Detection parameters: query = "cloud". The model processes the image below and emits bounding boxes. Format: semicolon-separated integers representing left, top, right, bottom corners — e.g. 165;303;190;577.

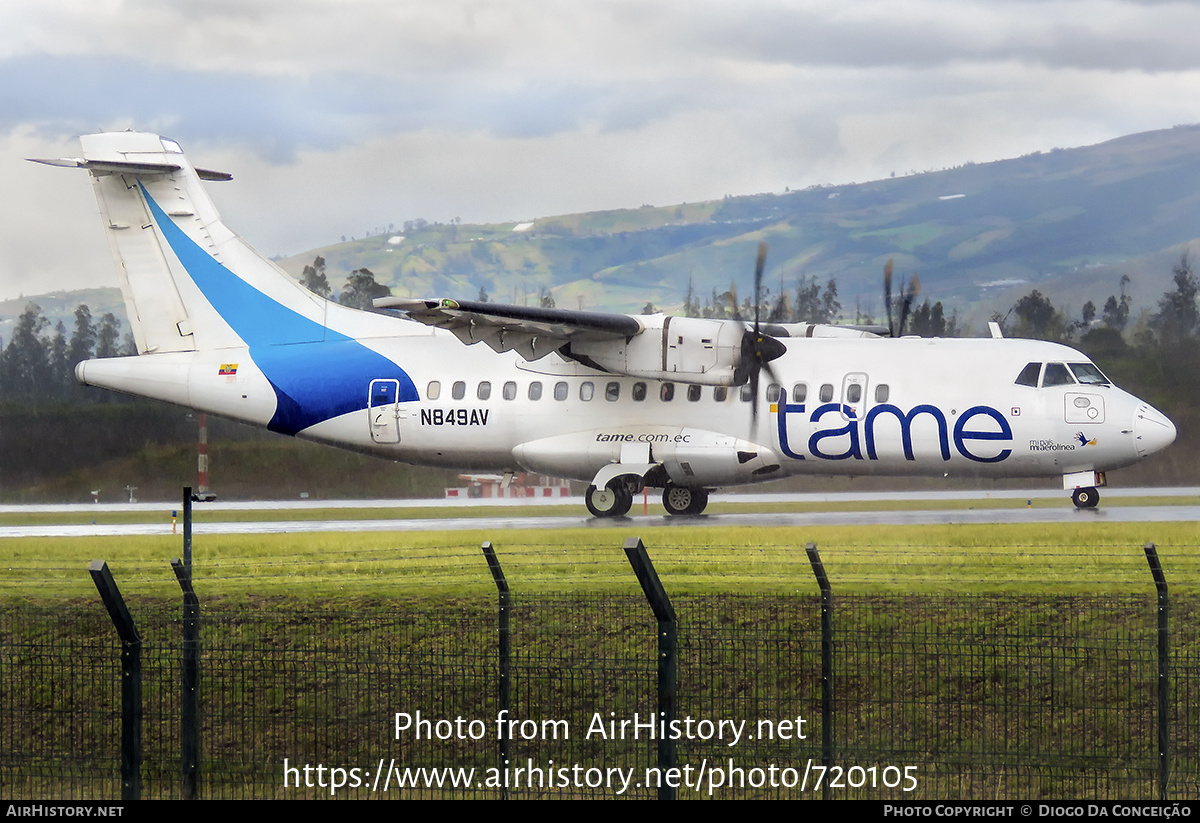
6;0;1200;300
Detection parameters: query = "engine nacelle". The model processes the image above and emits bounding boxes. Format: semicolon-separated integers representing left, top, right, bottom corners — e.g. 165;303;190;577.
565;315;748;386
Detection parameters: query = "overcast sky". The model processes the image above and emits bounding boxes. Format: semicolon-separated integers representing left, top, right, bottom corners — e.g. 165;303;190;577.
4;0;1200;301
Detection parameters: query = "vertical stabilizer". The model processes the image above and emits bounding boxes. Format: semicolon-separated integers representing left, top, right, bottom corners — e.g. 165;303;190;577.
35;132;334;354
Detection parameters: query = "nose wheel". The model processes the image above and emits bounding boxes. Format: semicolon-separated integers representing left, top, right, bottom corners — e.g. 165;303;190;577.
585;482;633;518
1071;487;1100;509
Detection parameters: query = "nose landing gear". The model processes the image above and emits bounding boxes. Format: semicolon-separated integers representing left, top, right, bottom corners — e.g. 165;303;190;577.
585;482;634;517
1071;487;1100;509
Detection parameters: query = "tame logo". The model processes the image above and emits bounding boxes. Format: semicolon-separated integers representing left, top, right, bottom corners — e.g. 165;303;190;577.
774;402;1013;464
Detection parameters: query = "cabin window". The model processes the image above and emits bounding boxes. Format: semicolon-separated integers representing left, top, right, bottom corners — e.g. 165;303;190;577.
1042;363;1075;387
661;383;676;402
740;383;754;402
846;383;862;404
579;381;594;401
452;381;466;400
554;381;568;401
632;382;647;401
503;381;517;400
791;383;807;403
766;383;781;403
477;381;491;400
1015;362;1041;387
819;383;834;403
606;381;620;401
426;381;441;400
875;384;890;403
688;384;702;402
713;386;728;401
1069;362;1110;385
528;381;543;400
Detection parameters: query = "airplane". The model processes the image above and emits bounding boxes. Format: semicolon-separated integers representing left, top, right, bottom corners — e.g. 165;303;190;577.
32;132;1177;516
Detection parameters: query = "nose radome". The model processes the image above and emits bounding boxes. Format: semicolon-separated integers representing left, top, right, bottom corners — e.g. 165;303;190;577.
1134;403;1177;457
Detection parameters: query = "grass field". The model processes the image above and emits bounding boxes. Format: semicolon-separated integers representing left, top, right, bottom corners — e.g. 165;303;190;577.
3;521;1198;601
4;516;1199;799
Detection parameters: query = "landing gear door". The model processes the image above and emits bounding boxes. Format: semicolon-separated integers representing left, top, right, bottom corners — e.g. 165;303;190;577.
369;379;401;443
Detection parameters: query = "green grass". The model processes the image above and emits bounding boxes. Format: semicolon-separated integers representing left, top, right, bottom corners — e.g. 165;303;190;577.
3;522;1197;601
4;521;1198;799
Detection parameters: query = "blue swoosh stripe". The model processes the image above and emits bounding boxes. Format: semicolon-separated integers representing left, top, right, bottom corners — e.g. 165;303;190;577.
141;182;418;434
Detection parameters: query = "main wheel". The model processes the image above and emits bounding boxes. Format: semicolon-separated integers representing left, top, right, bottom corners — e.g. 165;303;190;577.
662;485;709;516
1071;487;1100;509
585;483;633;518
662;485;694;516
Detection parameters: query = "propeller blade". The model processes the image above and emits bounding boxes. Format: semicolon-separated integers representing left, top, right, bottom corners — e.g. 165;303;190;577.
883;258;895;337
753;241;767;333
897;273;921;336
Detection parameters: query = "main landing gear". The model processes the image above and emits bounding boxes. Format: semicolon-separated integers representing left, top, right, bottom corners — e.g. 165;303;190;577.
662;484;709;516
584;481;711;518
1071;487;1100;509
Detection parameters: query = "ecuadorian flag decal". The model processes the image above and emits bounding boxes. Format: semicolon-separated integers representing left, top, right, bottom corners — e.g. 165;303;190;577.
141;184;418;435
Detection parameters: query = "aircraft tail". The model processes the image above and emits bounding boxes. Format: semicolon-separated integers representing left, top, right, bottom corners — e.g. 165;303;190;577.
33;132;346;354
33;132;423;437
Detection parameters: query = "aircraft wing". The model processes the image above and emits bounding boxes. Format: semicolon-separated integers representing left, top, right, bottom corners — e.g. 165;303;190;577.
375;297;643;361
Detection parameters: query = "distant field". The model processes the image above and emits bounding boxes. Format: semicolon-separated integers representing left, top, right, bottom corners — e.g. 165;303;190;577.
3;522;1197;601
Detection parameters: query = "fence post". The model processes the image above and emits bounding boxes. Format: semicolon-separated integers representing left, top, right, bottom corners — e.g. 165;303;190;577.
1143;542;1169;799
88;560;142;801
480;542;511;799
182;486;193;571
623;537;676;800
171;558;201;800
805;542;834;801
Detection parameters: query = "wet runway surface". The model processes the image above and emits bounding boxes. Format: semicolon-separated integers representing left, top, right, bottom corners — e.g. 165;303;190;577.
1;489;1196;538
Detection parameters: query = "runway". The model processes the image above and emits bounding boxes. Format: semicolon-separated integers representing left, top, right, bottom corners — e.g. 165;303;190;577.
1;488;1196;538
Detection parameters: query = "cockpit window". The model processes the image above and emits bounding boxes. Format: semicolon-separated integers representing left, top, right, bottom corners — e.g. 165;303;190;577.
1068;362;1110;385
1015;362;1041;387
1042;362;1075;387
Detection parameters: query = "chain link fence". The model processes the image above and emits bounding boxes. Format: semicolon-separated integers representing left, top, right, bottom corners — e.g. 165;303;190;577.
1;541;1195;800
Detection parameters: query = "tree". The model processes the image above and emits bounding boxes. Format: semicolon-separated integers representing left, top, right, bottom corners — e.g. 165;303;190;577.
1152;252;1199;349
909;300;947;337
338;268;391;310
1101;274;1132;331
300;255;331;298
49;321;68;396
67;304;96;367
96;313;122;358
0;303;51;406
820;278;841;323
792;277;822;323
1010;290;1067;340
682;276;702;318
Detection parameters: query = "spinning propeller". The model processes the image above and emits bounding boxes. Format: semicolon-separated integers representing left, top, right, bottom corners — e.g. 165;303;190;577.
731;241;786;421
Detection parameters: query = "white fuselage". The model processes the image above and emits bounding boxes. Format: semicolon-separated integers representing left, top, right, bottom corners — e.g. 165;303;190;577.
76;322;1174;488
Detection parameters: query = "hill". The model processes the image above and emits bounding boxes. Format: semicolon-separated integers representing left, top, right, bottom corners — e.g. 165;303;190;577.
274;124;1200;325
8;123;1200;333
